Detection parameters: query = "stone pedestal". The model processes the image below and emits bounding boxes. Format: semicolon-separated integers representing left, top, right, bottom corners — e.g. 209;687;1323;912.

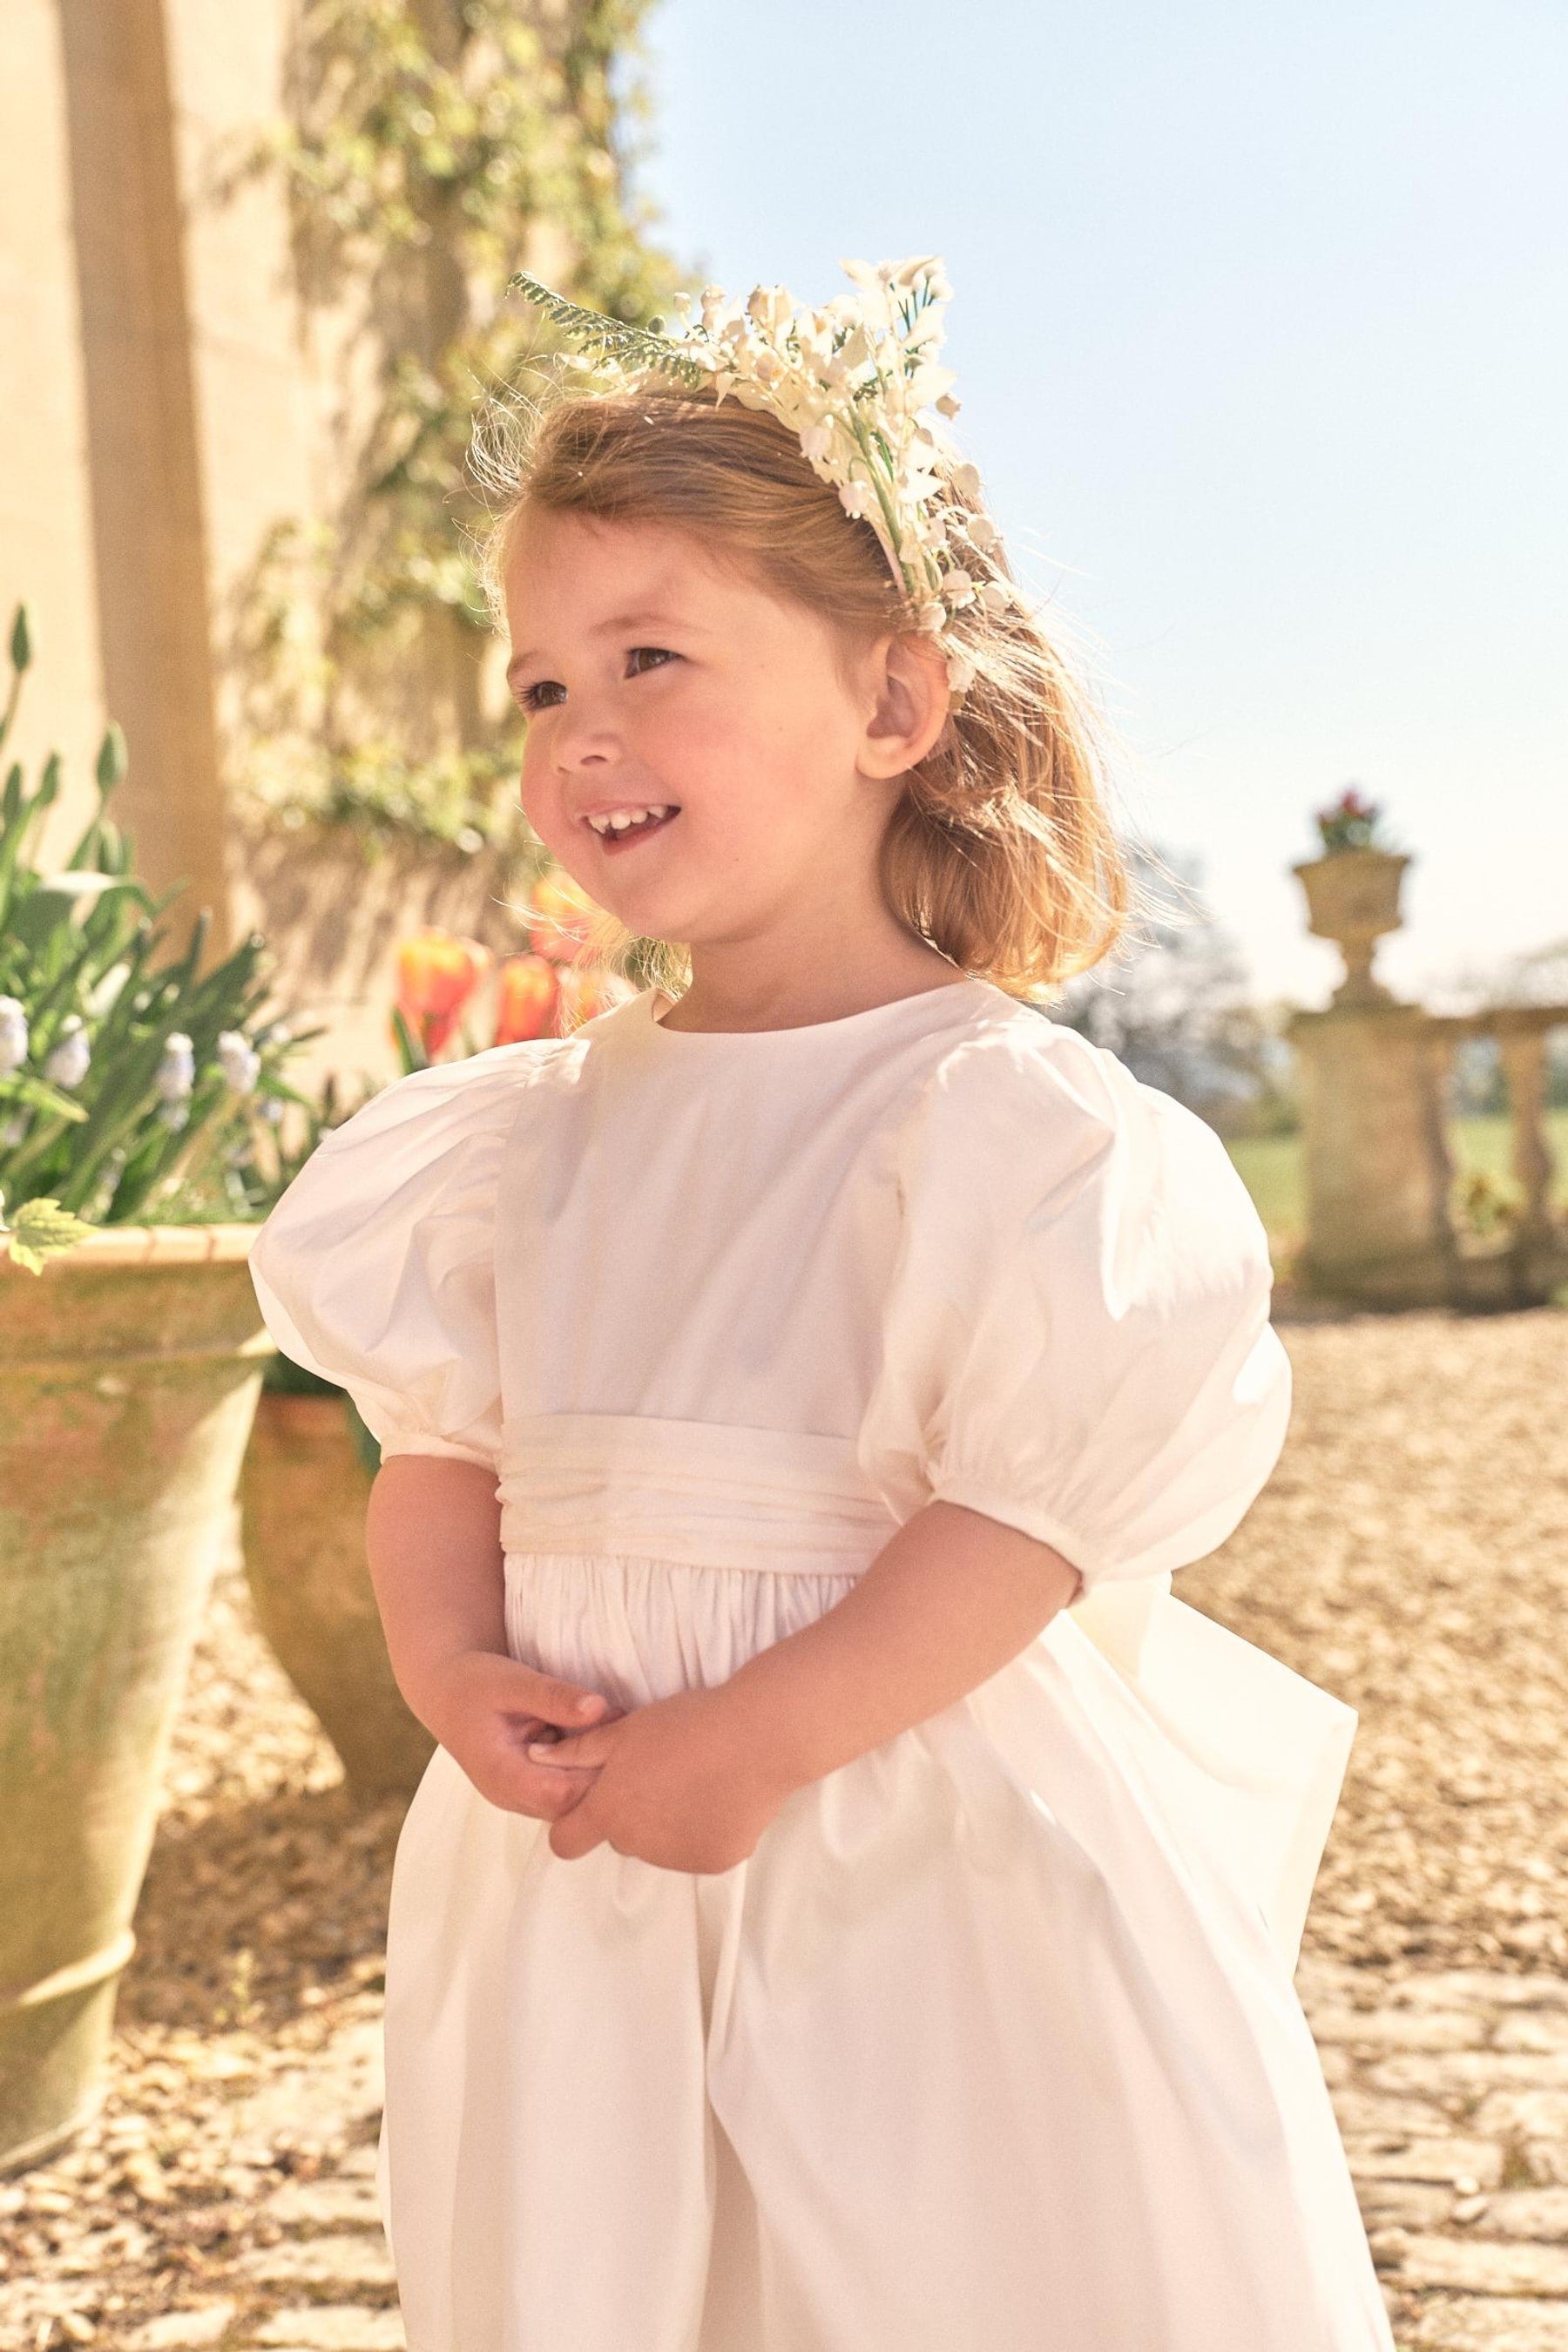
1290;1002;1456;1307
1292;848;1410;1009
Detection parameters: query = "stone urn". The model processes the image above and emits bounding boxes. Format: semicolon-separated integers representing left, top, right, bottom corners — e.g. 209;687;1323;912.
1291;848;1410;1006
240;1386;435;1802
0;1225;268;2172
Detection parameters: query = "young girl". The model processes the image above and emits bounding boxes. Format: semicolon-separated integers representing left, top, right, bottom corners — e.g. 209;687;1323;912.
249;258;1394;2352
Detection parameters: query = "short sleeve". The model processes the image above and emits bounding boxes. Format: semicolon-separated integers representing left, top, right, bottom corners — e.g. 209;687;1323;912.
855;1020;1291;1590
247;1045;543;1473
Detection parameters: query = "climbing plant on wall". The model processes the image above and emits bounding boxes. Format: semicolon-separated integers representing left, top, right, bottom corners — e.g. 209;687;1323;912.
236;0;690;862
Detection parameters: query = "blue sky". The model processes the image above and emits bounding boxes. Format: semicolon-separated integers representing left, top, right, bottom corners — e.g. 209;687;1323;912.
626;0;1566;1005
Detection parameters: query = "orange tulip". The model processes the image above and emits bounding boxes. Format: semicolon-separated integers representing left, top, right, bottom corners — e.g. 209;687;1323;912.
494;953;561;1044
526;869;604;966
395;929;492;1058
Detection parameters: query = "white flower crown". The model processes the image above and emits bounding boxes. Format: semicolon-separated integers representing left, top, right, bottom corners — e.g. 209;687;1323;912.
509;255;1021;700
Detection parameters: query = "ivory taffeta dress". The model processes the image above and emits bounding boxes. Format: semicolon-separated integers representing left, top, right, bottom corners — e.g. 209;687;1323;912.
248;974;1394;2352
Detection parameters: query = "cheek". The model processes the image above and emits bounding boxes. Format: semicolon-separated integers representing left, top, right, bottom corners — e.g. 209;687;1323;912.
516;737;568;845
669;676;837;803
644;681;741;767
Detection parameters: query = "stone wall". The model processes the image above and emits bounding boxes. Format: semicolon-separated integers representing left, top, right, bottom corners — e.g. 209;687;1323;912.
0;1;567;1087
0;1;106;841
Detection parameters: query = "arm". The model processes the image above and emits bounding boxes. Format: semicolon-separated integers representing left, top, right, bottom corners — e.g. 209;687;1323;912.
542;1499;1082;1870
725;1498;1082;1784
366;1453;621;1818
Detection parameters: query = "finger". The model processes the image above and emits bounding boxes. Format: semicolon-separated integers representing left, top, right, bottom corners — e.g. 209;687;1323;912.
478;1657;613;1729
527;1724;612;1768
550;1768;599;1814
510;1720;599;1771
484;1754;602;1818
482;1716;613;1808
549;1788;608;1861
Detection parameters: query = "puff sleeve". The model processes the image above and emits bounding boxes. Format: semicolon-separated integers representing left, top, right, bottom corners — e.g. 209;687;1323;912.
247;1046;538;1471
855;1020;1291;1590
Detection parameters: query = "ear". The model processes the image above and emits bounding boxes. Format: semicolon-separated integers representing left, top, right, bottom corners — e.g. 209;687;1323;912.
856;631;954;781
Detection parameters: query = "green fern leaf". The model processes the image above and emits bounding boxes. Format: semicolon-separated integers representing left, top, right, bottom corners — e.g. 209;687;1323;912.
508;273;707;389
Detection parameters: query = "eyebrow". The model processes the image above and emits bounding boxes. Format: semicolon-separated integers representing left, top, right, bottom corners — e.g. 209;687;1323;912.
505;610;706;684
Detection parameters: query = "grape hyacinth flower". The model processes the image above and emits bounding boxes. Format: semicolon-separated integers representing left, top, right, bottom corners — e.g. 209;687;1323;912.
155;1031;195;1129
43;1016;91;1091
0;997;29;1077
216;1031;260;1094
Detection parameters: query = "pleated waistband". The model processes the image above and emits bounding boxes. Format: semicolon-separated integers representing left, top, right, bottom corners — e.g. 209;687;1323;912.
497;1412;901;1576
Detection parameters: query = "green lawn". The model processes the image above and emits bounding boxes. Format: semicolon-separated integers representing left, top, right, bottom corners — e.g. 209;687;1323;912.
1227;1112;1568;1253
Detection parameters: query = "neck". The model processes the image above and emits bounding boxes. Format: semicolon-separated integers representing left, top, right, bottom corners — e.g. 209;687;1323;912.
659;936;967;1033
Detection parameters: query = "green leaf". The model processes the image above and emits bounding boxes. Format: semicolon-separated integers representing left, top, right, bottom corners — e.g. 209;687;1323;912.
96;723;128;796
1;1193;93;1275
390;1004;426;1072
0;752;65;927
508;271;706;389
0;1071;91;1124
9;605;31;676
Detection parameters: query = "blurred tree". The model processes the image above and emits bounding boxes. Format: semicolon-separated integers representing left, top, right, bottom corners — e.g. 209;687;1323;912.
1056;844;1294;1136
1429;938;1568;1112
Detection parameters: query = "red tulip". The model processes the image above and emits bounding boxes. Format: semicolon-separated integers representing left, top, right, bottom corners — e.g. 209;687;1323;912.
494;954;561;1043
395;929;492;1058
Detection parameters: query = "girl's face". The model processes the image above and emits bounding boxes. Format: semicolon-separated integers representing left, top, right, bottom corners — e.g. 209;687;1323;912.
503;506;944;966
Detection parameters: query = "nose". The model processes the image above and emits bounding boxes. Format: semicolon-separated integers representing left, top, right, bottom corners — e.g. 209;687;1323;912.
548;688;620;774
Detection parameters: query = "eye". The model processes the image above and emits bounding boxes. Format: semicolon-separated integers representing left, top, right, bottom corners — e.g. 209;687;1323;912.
515;646;678;714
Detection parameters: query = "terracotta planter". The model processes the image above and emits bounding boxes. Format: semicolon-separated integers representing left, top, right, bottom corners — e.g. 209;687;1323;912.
240;1390;434;1802
1292;848;1410;1006
0;1225;267;2173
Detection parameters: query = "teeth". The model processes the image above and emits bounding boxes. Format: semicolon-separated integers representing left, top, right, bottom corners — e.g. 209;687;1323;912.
588;805;674;835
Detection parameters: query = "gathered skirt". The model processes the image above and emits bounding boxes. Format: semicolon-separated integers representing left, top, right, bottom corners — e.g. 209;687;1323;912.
375;1547;1392;2352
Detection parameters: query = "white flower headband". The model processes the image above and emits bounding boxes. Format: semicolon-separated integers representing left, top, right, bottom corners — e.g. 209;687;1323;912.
508;255;1022;700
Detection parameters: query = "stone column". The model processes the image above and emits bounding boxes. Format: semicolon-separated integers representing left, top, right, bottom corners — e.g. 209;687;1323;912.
56;0;233;956
0;0;110;834
1289;845;1457;1308
1494;1016;1555;1242
1290;1003;1456;1307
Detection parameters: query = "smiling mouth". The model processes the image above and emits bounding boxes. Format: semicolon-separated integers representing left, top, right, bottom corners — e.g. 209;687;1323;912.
583;805;681;851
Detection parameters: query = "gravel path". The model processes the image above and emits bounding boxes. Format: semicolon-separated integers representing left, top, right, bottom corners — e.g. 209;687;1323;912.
2;1308;1565;2351
1186;1308;1568;1979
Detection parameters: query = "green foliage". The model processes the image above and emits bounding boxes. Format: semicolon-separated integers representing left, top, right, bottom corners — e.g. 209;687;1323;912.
246;1054;384;1218
246;1053;391;1427
240;0;692;850
1227;1112;1568;1256
0;1191;95;1274
509;268;705;385
1315;786;1388;856
259;1334;386;1474
347;1390;384;1476
0;605;320;1265
262;724;541;862
262;1348;342;1396
1456;1167;1523;1240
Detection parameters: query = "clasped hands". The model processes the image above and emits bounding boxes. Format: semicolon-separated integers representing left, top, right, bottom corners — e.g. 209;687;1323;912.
422;1650;792;1876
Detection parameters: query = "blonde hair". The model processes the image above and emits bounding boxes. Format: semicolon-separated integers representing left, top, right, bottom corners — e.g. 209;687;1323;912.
476;375;1127;1003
